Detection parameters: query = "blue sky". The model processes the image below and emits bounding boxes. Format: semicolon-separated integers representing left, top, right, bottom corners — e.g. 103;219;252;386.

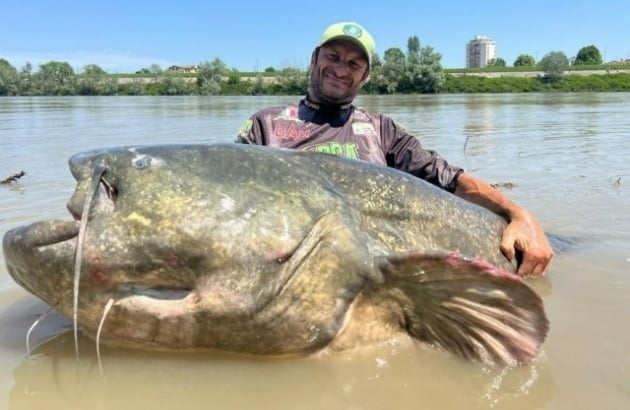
2;0;628;73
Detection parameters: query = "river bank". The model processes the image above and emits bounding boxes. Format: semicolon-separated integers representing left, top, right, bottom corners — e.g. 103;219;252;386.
3;70;630;96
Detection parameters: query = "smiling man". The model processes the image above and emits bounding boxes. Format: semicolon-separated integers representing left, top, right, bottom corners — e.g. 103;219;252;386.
236;22;553;276
308;25;371;105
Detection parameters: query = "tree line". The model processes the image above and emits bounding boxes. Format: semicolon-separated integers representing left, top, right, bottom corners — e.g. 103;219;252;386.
1;40;628;96
485;44;605;69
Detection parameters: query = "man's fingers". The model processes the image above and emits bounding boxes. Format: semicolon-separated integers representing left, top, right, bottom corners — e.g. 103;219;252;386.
528;263;545;276
500;217;554;276
516;255;536;276
535;258;552;276
500;234;516;261
516;251;551;276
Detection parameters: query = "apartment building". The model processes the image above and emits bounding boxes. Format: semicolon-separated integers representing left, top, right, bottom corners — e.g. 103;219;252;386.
466;35;497;68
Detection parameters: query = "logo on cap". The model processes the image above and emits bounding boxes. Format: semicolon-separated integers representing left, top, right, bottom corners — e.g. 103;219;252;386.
342;24;362;38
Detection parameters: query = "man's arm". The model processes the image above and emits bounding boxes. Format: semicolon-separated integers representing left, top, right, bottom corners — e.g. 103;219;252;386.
235;117;259;144
380;117;463;192
379;117;552;276
235;110;271;145
454;172;553;276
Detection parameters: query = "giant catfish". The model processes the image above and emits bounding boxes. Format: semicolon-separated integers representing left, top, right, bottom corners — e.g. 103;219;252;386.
3;144;548;365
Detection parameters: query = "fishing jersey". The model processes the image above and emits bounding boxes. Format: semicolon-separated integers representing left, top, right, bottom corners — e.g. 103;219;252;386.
236;98;463;192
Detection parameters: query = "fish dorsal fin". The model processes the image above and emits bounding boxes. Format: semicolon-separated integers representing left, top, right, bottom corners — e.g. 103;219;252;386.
376;250;549;365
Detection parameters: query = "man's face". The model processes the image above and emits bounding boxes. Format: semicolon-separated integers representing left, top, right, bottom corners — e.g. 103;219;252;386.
309;40;370;104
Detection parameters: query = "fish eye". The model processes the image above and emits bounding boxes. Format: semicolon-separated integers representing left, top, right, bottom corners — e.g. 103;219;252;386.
133;155;152;170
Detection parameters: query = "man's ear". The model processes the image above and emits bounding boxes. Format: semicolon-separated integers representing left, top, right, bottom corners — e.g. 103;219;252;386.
360;69;371;86
310;47;320;66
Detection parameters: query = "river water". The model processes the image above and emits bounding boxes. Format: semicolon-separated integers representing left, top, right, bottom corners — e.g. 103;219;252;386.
0;94;629;409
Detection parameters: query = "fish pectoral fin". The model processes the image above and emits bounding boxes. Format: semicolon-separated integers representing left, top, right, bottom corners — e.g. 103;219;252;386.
376;249;549;365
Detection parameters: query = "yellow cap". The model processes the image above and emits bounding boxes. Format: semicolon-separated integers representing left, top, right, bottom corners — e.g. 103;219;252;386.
319;22;376;67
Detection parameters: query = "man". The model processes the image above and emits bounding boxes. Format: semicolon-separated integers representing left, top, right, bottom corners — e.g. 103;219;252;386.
236;22;553;276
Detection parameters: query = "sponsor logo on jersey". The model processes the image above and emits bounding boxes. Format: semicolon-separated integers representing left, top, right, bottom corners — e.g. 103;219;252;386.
274;121;310;140
352;122;377;136
305;142;359;159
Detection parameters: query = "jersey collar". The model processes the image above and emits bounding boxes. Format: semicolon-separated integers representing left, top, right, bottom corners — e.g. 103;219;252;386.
303;96;353;111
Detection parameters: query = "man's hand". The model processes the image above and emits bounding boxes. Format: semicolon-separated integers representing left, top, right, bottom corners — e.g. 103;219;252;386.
500;210;554;276
454;173;553;276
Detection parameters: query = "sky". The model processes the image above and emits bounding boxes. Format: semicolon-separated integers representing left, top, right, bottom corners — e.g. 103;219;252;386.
2;0;629;73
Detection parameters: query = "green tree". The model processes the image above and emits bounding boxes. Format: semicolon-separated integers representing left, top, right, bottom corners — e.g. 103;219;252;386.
19;62;34;95
38;61;75;82
226;71;240;85
487;58;507;67
539;51;569;80
77;75;118;95
21;62;32;75
0;58;16;72
403;37;444;93
362;52;383;94
384;48;406;63
35;61;76;95
118;78;145;95
149;64;163;74
407;36;420;56
197;58;228;94
514;54;536;66
82;64;107;75
250;75;266;95
379;47;406;93
573;45;603;65
160;77;191;95
0;58;19;95
77;64;112;95
370;53;382;69
410;45;444;93
274;67;308;95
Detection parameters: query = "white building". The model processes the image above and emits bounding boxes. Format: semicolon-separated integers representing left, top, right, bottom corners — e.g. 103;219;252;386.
466;35;497;68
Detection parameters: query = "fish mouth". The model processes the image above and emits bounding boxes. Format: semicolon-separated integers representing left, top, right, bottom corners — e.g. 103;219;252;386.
3;166;116;276
3;221;197;299
3;160;199;302
3;167;123;309
4;166;118;254
3;215;200;350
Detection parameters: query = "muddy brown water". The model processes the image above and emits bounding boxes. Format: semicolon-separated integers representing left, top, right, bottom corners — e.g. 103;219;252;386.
1;94;629;409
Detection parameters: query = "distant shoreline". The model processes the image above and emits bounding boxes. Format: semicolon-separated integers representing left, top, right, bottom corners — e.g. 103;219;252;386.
2;69;630;96
446;68;630;78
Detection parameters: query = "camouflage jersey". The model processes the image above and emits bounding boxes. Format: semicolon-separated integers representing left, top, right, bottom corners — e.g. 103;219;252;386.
236;98;463;192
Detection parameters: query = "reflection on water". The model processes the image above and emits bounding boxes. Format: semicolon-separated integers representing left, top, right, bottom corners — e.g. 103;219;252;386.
1;94;630;409
7;317;555;410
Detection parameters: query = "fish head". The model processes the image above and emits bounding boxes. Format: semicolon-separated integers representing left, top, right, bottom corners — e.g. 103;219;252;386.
3;144;369;352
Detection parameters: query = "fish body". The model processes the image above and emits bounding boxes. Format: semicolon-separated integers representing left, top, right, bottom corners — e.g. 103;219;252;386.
3;144;547;364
